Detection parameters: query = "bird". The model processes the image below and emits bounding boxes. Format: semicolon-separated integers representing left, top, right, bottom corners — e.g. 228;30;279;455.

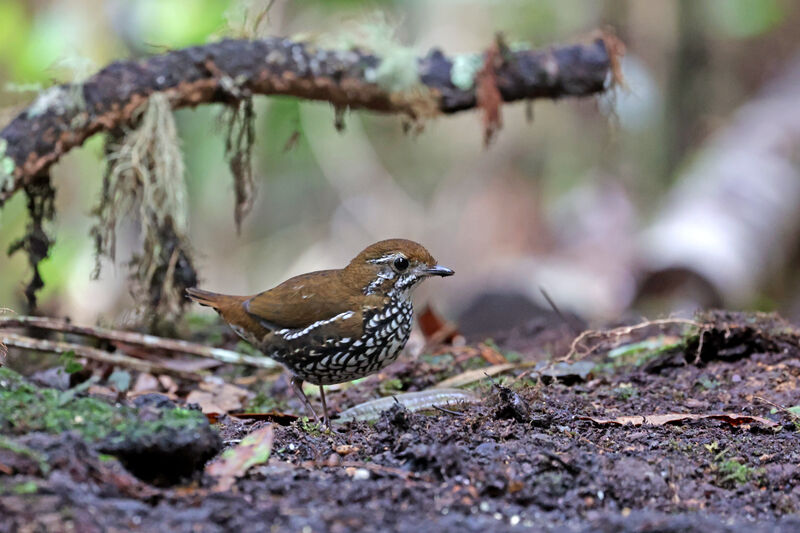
186;238;454;429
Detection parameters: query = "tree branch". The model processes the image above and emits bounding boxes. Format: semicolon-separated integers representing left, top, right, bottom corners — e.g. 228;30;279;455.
0;33;621;206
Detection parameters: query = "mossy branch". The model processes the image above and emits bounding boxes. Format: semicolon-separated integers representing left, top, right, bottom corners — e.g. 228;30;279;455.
0;33;621;206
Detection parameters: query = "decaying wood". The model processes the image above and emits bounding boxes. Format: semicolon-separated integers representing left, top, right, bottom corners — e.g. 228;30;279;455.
0;33;622;206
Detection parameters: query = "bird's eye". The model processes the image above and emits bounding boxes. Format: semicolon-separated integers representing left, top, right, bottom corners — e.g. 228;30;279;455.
393;257;409;271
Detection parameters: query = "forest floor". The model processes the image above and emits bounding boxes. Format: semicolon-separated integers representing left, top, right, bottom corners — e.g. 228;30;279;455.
1;310;799;532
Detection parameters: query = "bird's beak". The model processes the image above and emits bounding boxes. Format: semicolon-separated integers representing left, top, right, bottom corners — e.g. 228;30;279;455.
423;264;454;277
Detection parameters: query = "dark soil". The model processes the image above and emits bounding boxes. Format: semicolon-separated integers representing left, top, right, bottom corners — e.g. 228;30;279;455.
1;311;799;532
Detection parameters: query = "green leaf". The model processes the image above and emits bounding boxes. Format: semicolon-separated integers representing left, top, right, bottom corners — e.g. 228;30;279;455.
59;350;83;374
107;370;131;392
12;481;38;495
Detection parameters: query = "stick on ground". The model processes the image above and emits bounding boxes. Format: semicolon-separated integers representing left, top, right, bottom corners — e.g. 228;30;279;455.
0;315;278;369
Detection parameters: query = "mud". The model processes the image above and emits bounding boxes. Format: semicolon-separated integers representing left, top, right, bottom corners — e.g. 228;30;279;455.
1;311;799;532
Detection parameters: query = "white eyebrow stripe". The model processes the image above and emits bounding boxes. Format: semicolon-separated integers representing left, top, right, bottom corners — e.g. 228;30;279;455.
367;252;405;265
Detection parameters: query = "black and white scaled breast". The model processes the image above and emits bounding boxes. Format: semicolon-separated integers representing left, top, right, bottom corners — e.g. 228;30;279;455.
273;294;413;385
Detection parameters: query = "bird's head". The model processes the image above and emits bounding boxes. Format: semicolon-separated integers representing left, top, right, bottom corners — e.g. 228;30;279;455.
344;239;454;298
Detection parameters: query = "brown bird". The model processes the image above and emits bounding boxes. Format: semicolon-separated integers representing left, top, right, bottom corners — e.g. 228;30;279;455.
186;239;453;428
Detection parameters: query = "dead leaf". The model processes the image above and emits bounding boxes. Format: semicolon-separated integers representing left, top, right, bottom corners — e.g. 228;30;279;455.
132;373;160;393
418;305;460;346
335;444;360;456
87;384;116;397
434;363;520;389
599;30;627;89
233;375;259;386
478;343;508;365
206;425;274;492
186;392;231;415
578;413;779;430
187;381;251;414
476;38;504;146
158;375;178;395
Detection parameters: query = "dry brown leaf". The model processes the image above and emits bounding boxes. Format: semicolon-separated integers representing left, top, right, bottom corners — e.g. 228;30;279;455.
132;373;160;393
418;305;461;349
206;425;274;492
335;444;360;456
579;413;779;430
600;30;627;89
187;381;251;414
476;39;503;146
433;363;520;389
158;375;178;395
478;343;508;365
87;384;116;397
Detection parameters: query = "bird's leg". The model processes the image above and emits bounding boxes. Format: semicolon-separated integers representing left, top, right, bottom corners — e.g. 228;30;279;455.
319;385;331;432
290;376;321;425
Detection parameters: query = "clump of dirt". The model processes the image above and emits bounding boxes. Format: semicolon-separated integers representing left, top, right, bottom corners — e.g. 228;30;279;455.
687;310;799;364
0;369;221;486
97;394;222;486
1;311;799;531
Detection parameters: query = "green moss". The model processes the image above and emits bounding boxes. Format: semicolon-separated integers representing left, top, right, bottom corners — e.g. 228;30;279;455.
695;376;720;390
299;417;322;436
612;383;638;400
11;480;38;494
719;459;752;485
244;390;284;413
0;435;50;474
0;368;208;443
10;480;38;495
378;378;404;396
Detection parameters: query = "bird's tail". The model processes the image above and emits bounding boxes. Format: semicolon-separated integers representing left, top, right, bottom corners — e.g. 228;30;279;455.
186;287;238;310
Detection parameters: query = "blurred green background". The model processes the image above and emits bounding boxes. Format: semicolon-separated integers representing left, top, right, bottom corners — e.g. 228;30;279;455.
2;0;800;330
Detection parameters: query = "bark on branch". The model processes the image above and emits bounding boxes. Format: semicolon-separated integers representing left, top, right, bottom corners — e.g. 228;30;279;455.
0;33;621;206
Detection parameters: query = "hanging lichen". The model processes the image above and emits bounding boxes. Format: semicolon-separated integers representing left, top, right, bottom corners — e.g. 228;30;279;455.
7;177;55;312
224;0;275;39
311;13;440;128
90;93;196;331
220;96;257;233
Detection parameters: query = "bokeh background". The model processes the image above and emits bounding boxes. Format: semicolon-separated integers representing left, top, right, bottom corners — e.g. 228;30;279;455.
2;0;800;334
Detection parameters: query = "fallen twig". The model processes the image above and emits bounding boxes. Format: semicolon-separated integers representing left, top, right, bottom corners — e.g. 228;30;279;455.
0;331;203;381
0;315;278;369
539;286;582;335
561;318;701;363
0;308;11;366
754;396;799;422
432;404;467;417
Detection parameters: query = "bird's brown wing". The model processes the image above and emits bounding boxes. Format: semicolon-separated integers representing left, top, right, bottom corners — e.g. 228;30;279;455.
244;269;359;330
